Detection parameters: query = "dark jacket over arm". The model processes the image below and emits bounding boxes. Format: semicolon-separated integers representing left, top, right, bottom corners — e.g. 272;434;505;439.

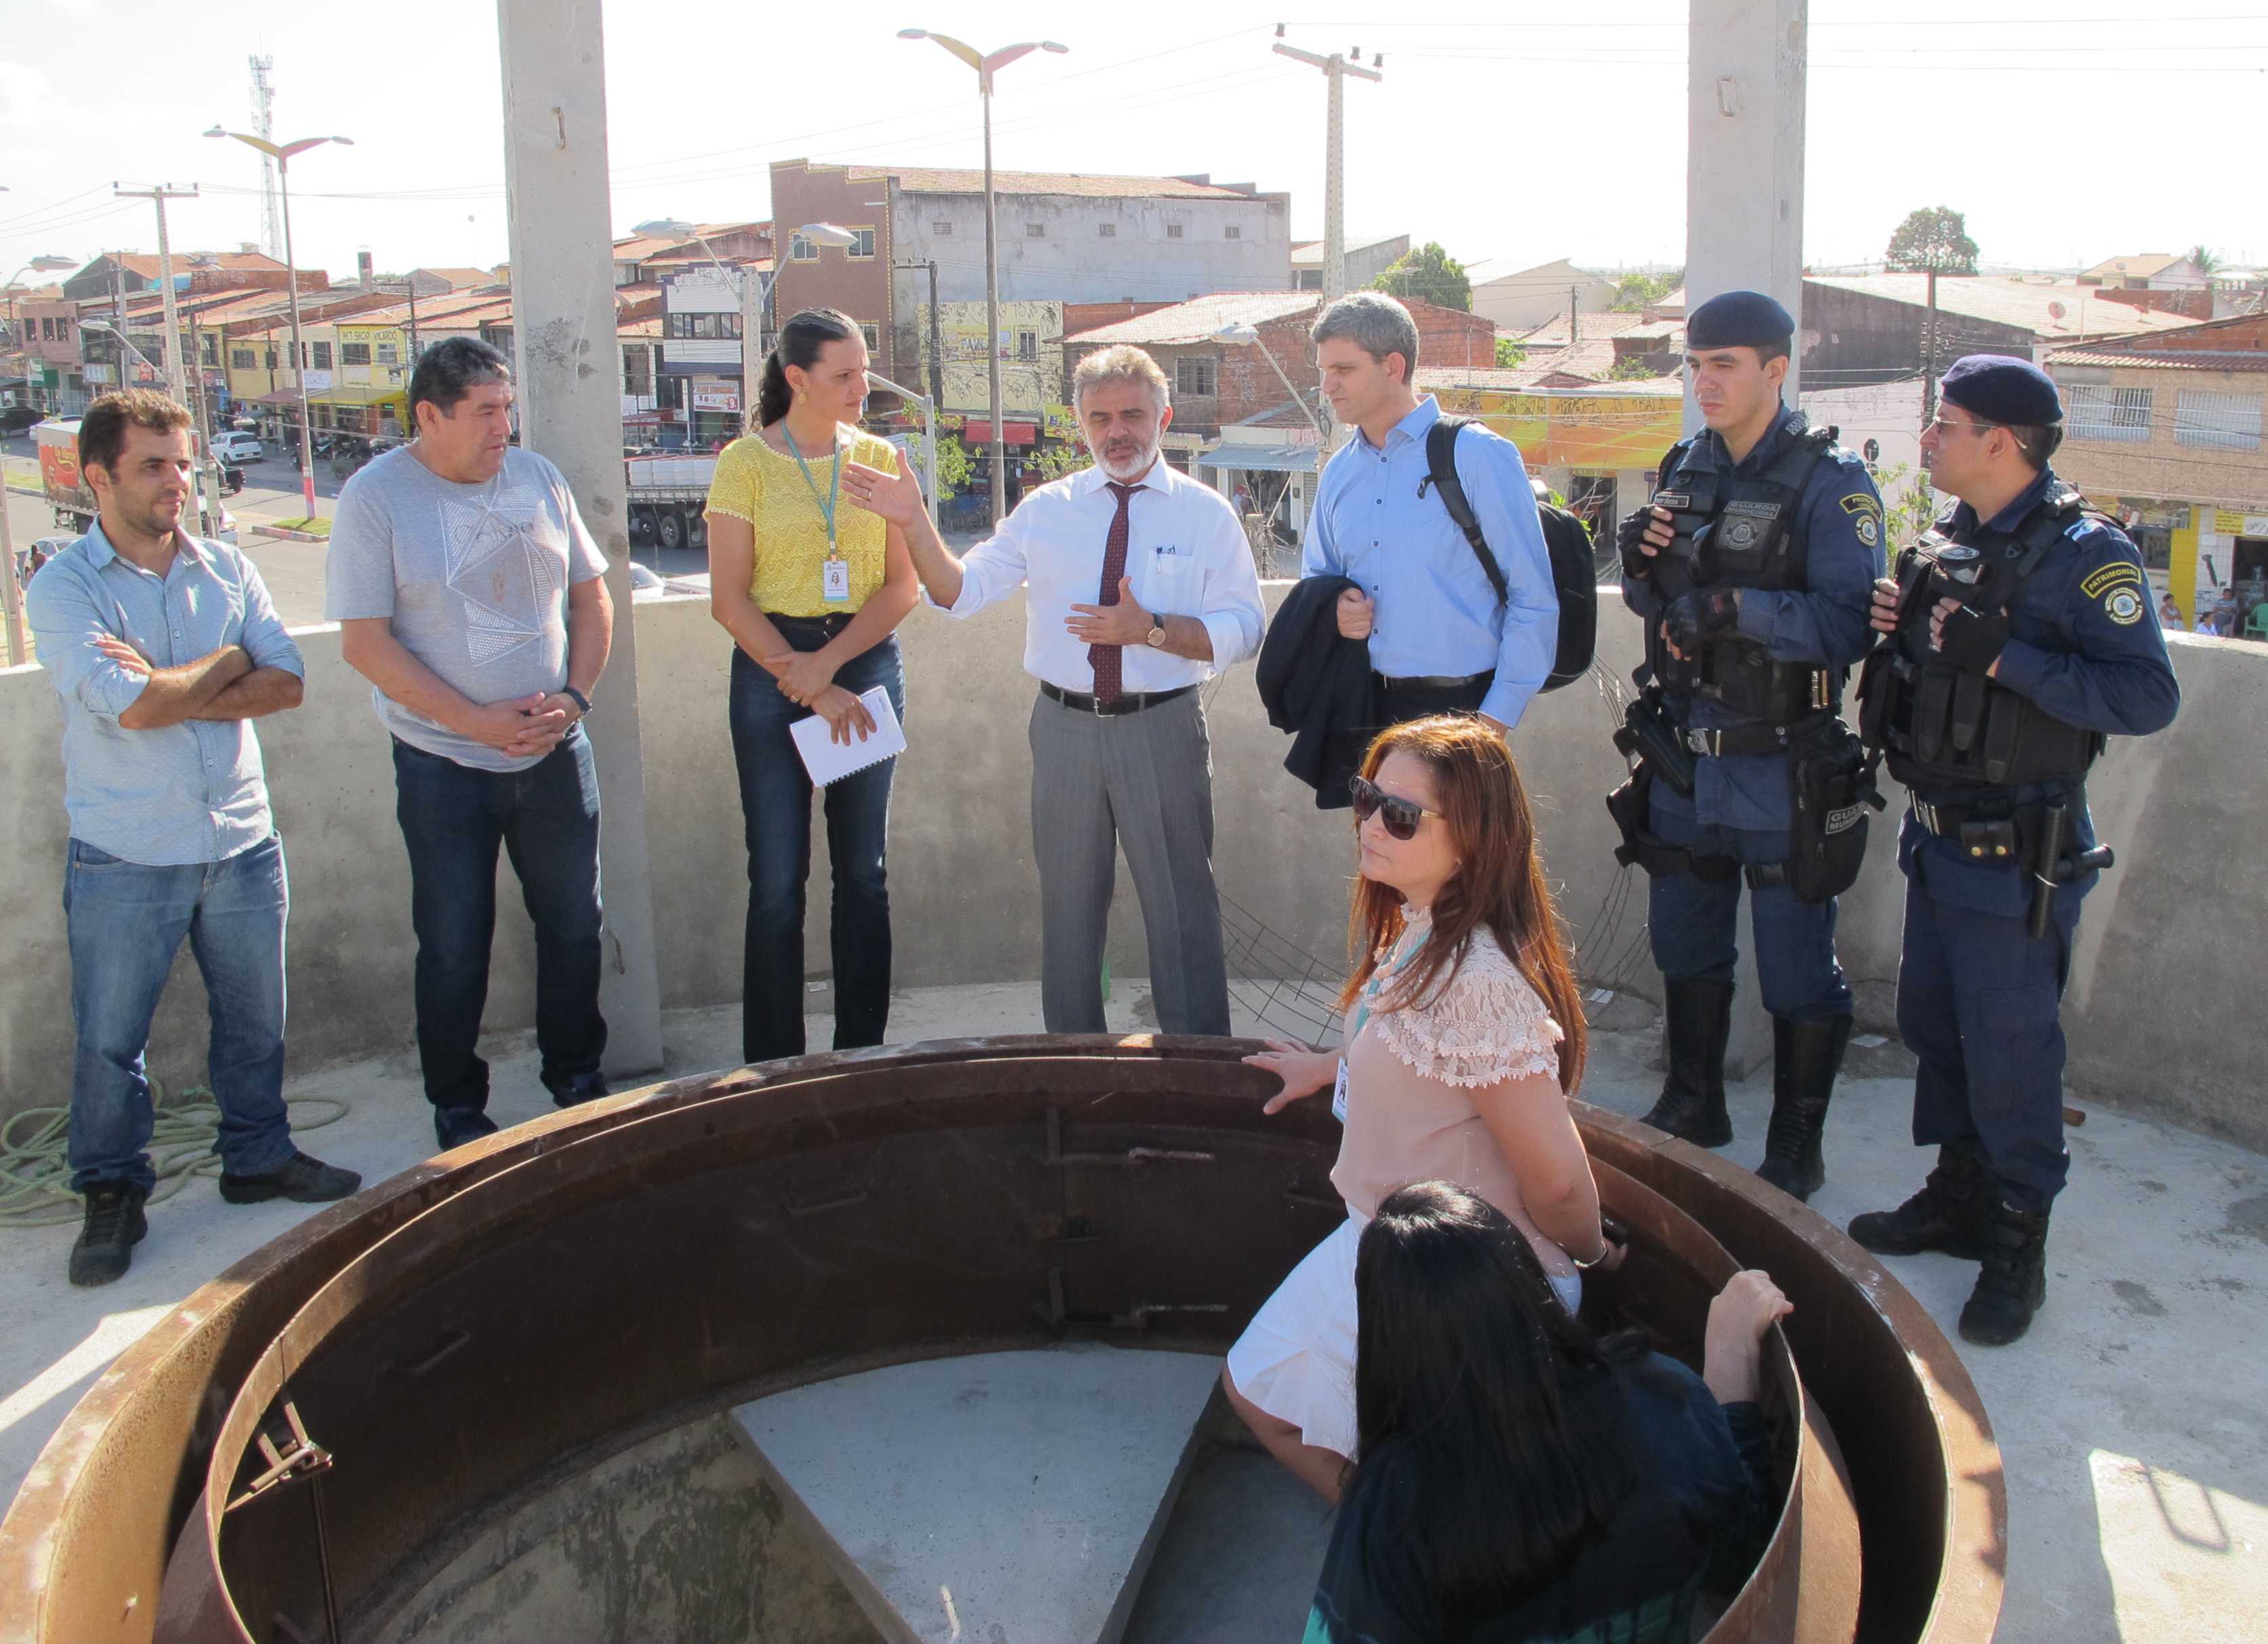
1257;574;1373;810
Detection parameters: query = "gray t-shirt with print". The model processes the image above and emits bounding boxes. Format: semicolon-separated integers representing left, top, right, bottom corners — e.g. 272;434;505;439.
326;444;608;771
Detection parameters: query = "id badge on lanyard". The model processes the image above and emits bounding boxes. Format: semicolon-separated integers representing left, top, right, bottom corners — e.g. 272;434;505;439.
785;429;852;604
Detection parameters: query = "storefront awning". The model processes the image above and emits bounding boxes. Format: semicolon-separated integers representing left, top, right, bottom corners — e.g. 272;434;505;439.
962;420;1038;447
1196;440;1319;474
310;384;408;408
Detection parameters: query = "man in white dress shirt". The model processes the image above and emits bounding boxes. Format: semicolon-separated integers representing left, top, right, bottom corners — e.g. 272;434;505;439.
843;345;1266;1034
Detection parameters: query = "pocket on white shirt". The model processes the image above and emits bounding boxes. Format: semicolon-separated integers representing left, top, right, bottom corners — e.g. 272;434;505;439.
1137;547;1205;616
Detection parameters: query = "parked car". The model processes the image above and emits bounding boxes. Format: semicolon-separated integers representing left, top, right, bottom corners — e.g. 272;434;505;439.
16;534;77;585
0;406;43;435
212;431;264;463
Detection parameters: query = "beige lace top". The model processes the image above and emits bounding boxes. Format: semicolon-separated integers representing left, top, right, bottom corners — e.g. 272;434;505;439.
1330;908;1578;1284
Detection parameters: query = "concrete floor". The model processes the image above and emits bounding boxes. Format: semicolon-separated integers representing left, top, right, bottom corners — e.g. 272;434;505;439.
2;983;2262;1642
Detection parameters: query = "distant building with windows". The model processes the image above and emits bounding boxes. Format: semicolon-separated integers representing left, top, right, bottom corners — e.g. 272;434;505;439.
2044;313;2268;627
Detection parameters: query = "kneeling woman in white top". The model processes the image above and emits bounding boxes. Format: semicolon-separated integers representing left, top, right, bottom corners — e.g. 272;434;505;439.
1228;713;1619;1500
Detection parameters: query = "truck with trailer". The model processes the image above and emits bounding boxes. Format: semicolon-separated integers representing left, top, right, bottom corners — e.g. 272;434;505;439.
34;419;96;534
625;452;717;553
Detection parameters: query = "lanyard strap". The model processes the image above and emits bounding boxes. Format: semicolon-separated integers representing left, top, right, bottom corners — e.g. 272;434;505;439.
782;429;843;555
1345;924;1426;1044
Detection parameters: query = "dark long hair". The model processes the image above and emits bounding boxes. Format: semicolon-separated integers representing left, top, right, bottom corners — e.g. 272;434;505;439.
1337;715;1588;1093
1349;1182;1645;1632
757;307;861;428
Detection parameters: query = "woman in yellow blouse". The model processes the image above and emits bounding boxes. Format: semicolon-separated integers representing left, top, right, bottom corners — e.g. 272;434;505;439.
705;309;920;1063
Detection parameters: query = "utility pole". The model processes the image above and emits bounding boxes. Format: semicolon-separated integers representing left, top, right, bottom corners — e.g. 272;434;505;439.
1272;37;1383;307
1923;267;1941;420
1570;283;1580;348
498;0;665;1079
895;259;943;411
115;183;218;536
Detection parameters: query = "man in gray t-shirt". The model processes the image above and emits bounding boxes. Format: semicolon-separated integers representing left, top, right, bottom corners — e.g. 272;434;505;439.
328;337;617;1150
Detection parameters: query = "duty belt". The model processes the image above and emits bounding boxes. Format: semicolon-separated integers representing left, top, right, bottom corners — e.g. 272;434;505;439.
1908;795;2036;864
1677;711;1837;759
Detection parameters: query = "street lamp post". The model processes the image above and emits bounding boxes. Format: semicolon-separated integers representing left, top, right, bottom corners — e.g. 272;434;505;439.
206;126;353;521
899;28;1068;526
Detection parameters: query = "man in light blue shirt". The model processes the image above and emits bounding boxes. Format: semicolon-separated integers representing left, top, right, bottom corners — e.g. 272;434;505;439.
27;391;359;1288
1300;292;1559;769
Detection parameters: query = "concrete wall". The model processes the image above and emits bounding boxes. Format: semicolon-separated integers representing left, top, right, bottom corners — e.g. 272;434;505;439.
0;595;2261;1152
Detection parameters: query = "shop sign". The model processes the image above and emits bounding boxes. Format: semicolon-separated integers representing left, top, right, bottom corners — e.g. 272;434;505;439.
2212;509;2268;536
691;386;741;412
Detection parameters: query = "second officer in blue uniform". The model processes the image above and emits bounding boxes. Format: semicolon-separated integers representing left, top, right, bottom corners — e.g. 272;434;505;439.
1611;291;1881;1202
1850;355;2178;1346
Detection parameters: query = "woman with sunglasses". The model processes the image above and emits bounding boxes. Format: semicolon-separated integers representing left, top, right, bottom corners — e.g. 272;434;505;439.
1226;714;1617;1498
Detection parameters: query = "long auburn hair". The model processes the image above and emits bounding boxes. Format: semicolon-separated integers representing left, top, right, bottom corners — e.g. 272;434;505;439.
1349;1182;1647;1630
1337;716;1588;1093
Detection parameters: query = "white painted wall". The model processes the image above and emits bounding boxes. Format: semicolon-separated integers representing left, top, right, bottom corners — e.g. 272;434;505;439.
891;193;1291;309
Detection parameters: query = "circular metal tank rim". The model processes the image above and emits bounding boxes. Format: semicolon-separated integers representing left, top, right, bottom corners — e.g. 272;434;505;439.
0;1035;2005;1644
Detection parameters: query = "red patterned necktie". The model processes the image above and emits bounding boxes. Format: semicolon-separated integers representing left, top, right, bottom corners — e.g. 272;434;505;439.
1089;480;1146;703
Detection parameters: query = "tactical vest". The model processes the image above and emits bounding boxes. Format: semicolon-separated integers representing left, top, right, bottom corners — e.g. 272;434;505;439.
1645;424;1841;724
1857;479;2108;793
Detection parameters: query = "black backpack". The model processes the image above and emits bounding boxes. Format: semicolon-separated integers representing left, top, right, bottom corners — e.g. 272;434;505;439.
1423;415;1597;692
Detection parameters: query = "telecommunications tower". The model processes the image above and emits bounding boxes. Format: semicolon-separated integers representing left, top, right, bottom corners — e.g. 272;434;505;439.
248;54;283;259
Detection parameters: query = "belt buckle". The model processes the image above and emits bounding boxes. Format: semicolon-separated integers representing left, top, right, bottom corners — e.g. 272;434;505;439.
1683;728;1713;756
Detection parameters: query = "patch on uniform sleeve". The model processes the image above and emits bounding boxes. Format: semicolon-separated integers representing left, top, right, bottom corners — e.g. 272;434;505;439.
1839;492;1883;551
2080;561;2145;601
2103;586;2145;625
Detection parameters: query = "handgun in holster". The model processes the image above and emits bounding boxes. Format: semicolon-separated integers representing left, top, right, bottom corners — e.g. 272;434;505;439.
1614;689;1698;798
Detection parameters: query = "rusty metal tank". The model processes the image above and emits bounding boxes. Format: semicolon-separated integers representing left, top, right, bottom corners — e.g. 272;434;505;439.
0;1036;2004;1643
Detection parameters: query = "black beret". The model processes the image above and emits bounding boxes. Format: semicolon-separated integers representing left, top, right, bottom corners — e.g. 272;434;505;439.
1685;290;1795;351
1939;354;2062;425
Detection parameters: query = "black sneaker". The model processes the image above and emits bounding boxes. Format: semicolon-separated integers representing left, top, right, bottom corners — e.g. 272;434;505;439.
1850;1147;1991;1260
219;1150;363;1205
545;1072;612;1110
69;1183;149;1288
435;1107;499;1151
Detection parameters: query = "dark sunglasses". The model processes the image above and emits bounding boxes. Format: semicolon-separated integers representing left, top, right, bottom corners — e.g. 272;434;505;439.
1348;775;1441;840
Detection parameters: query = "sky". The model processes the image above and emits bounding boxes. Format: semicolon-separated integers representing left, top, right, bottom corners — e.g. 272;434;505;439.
4;1;2266;290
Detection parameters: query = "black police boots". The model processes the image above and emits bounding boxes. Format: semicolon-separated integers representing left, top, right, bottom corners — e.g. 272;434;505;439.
1849;1145;1991;1259
1959;1197;2052;1346
1640;977;1735;1148
1754;1014;1852;1203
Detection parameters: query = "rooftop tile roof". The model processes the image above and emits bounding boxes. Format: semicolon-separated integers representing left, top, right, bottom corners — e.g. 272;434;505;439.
1803;274;2202;340
1063;292;1318;347
789;159;1261;201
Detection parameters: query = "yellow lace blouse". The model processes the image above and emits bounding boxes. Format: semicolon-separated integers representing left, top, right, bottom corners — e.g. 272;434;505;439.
703;427;900;616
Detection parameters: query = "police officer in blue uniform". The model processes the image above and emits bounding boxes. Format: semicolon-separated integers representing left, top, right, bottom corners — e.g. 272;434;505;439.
1850;356;2178;1346
1610;291;1881;1202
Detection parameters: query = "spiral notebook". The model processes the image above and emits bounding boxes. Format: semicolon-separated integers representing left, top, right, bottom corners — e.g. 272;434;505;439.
789;687;907;786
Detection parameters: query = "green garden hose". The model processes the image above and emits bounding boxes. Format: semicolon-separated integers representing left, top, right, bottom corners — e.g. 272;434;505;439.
0;1078;349;1228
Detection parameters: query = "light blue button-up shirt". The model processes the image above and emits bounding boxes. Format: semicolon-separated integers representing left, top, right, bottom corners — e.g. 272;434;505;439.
1301;395;1559;728
26;522;302;865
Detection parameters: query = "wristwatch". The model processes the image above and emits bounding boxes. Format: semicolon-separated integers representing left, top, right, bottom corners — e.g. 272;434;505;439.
561;686;592;716
1143;611;1168;648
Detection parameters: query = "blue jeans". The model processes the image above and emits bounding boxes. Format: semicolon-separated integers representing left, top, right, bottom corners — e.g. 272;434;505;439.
728;630;905;1063
392;728;606;1121
64;833;296;1193
1645;797;1852;1021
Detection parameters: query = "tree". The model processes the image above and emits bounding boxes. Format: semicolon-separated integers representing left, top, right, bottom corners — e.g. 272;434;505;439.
929;430;975;501
1494;336;1526;369
2189;243;2221;276
1372;242;1472;311
1884;208;1979;275
1610;269;1683;312
1027;441;1092;484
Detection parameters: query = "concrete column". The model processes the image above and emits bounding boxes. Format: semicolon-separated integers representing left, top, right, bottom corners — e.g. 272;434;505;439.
1685;0;1808;429
1687;0;1809;1077
498;0;665;1077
